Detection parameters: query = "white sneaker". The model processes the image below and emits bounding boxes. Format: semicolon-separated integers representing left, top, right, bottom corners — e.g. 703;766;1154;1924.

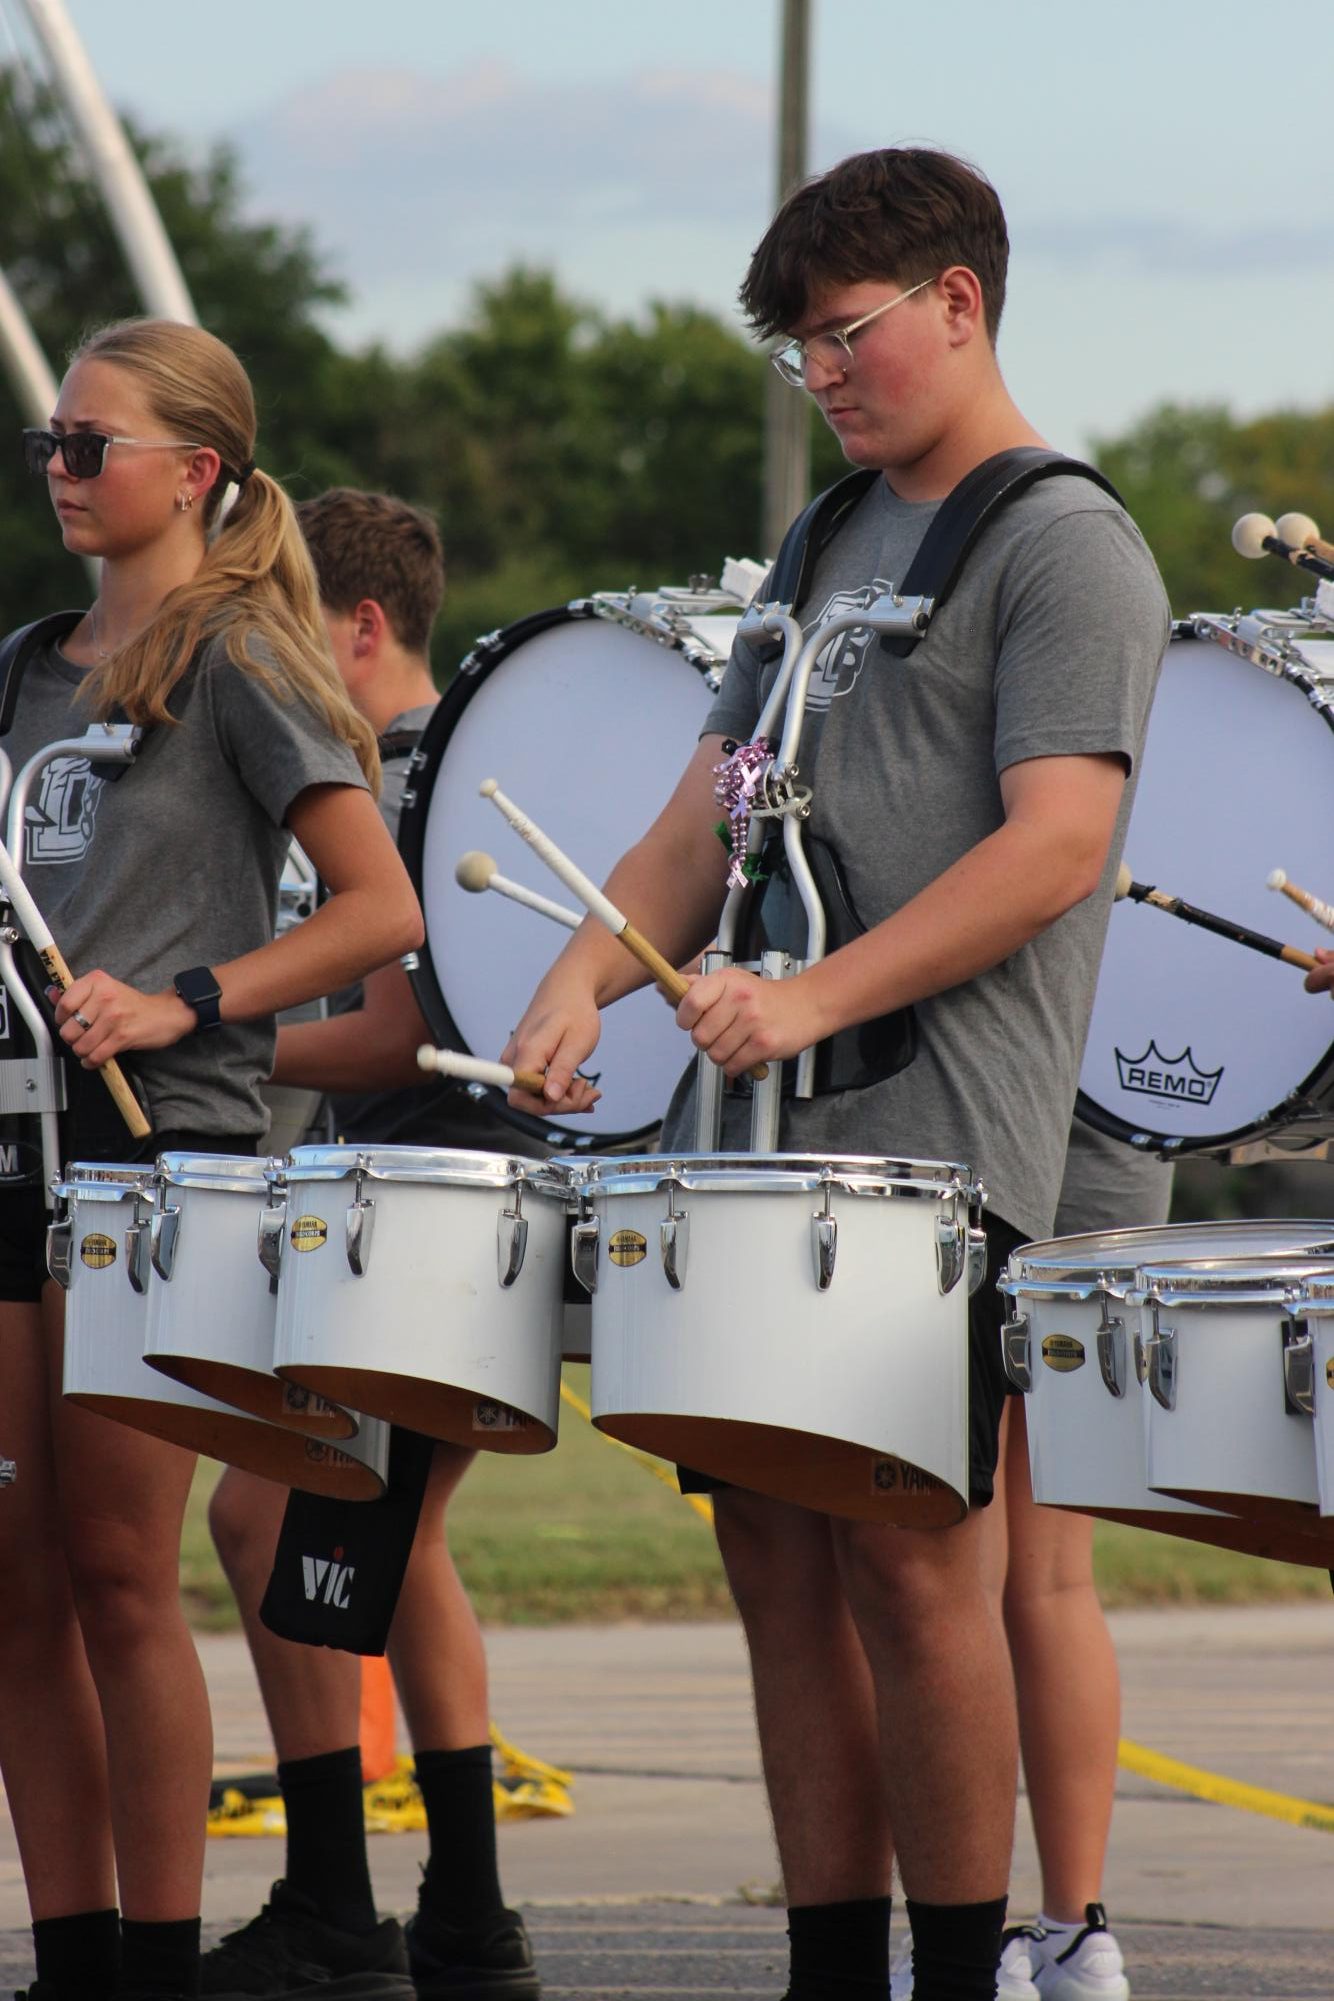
886;1930;1041;2000
1031;1904;1130;2000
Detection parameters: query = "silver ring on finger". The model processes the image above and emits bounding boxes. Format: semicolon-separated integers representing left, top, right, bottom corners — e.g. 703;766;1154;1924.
73;1010;93;1031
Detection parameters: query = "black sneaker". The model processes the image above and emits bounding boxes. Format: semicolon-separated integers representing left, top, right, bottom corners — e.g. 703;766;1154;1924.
405;1908;540;2000
200;1880;414;1998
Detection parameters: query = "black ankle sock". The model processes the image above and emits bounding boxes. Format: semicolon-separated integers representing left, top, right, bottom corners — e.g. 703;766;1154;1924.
786;1896;892;1997
118;1916;201;1997
414;1744;504;1928
905;1896;1008;2001
277;1745;377;1933
31;1908;120;1994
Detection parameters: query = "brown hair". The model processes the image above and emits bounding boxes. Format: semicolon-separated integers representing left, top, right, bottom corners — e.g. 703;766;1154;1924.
68;318;379;790
297;489;445;654
740;147;1009;343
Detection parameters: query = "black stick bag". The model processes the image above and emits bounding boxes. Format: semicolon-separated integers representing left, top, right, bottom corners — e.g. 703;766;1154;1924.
259;1424;435;1655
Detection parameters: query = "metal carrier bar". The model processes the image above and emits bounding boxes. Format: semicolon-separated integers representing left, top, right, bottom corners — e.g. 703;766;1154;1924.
0;727;142;1198
697;593;933;1153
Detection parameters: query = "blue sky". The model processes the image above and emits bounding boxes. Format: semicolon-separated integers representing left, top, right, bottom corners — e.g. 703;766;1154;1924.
27;2;1334;455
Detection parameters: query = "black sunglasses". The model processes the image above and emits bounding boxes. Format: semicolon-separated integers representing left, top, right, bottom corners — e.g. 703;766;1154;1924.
22;427;202;480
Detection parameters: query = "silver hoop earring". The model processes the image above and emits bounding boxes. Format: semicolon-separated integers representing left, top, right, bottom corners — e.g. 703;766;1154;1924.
177;491;194;513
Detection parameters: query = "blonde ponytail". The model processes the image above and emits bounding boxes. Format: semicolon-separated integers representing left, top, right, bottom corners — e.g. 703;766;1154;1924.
69;320;380;793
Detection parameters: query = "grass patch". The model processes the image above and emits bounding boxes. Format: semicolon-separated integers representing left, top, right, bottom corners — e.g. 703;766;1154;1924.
181;1370;1330;1627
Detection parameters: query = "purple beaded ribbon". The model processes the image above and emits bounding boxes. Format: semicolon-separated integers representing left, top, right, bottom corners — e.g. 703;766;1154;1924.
714;737;774;888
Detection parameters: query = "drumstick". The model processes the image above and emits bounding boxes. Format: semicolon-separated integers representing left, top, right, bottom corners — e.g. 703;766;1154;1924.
1267;868;1334;935
454;851;581;930
479;777;770;1080
1274;514;1334;567
1231;512;1334;583
1115;864;1317;971
417;1046;550;1097
0;835;149;1137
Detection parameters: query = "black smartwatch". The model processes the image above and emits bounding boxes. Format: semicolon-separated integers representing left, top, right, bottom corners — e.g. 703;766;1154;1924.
173;965;223;1033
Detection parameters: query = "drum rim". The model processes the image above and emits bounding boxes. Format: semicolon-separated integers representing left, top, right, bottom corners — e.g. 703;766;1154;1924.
397;599;709;1152
562;1149;978;1198
156;1152;276;1192
1009;1217;1334;1286
282;1141;571;1191
1133;1255;1334;1297
59;1162;156;1197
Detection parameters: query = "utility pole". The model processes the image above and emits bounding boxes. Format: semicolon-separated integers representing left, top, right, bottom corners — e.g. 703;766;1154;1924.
761;0;811;558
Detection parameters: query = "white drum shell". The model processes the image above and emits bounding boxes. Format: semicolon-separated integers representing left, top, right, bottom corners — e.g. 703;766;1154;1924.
143;1156;353;1439
1010;1222;1334;1519
578;1157;975;1525
272;1147;570;1452
1290;1279;1334;1515
60;1166;388;1499
1138;1262;1330;1511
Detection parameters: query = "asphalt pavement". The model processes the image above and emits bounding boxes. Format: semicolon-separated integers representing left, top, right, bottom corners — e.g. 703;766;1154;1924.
2;1609;1333;1997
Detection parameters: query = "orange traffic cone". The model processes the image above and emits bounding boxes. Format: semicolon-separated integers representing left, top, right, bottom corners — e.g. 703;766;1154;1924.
359;1655;398;1783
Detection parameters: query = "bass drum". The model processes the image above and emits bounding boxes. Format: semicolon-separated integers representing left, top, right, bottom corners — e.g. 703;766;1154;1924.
1079;611;1334;1155
399;592;740;1148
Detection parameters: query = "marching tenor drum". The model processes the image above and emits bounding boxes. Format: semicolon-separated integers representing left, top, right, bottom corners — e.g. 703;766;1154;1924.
398;586;744;1151
569;1154;984;1526
1079;610;1334;1155
54;1163;389;1499
1285;1271;1334;1517
271;1146;573;1450
1134;1252;1334;1526
1002;1220;1334;1564
142;1153;354;1439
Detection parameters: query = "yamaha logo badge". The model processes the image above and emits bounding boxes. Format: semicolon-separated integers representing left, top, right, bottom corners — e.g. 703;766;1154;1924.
1115;1041;1223;1106
290;1214;328;1253
1041;1333;1086;1373
608;1229;648;1268
79;1232;117;1270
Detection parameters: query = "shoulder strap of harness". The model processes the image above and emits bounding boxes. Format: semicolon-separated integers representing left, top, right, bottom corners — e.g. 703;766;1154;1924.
0;611;83;738
376;726;423;761
762;449;1123;659
883;446;1124;657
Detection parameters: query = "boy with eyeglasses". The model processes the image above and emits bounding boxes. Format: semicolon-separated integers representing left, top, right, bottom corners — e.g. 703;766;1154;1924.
503;148;1168;2001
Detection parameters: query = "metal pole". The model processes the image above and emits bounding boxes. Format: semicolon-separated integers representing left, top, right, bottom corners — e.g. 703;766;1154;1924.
761;0;811;559
0;266;59;425
17;0;198;325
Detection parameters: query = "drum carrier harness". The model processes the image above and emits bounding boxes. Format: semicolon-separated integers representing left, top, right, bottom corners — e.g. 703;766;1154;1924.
700;446;1121;1153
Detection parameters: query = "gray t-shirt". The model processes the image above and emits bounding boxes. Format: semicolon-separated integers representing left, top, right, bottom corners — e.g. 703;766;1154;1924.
663;472;1170;1243
5;631;367;1138
1056;1116;1174;1237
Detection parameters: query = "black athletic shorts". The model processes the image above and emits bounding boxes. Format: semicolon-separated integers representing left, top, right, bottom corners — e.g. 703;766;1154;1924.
0;1123;260;1304
678;1212;1027;1511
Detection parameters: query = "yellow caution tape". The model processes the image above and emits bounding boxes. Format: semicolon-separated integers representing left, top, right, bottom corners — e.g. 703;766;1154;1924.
208;1729;575;1837
1117;1737;1334;1834
559;1379;714;1524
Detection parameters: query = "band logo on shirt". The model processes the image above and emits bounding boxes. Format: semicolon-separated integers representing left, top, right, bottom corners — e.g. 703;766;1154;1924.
803;579;895;709
25;756;102;865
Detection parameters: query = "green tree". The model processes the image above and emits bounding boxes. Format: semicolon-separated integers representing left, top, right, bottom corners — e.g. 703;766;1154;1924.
1094;402;1334;617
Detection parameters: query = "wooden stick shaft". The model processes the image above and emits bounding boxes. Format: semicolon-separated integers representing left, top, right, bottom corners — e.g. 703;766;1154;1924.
1276;876;1334;934
41;943;150;1138
483;779;769;1081
1132;883;1316;971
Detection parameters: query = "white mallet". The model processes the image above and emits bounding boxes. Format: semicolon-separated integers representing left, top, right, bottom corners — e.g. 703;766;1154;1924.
1232;512;1334;581
417;1045;550;1097
454;851;581;930
478;777;769;1080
